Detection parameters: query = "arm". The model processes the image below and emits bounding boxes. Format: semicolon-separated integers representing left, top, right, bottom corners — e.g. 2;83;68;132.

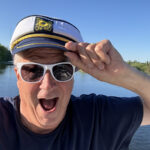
64;40;150;126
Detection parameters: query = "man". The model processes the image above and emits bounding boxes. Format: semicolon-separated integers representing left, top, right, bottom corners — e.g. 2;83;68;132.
0;15;150;150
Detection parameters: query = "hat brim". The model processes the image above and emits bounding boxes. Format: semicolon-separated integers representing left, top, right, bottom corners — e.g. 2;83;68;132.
11;37;69;55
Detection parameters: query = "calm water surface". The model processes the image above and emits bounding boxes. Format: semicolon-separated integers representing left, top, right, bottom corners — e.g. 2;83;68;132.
0;65;150;150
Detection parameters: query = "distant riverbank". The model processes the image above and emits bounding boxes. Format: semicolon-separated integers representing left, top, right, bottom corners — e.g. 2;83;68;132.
0;44;12;62
0;61;13;65
79;61;150;75
127;61;150;75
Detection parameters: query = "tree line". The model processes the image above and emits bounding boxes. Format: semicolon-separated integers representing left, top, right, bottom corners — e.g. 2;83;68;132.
127;60;150;75
0;44;12;62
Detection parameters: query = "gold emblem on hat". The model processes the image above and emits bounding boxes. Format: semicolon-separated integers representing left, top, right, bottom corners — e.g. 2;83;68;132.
35;17;53;32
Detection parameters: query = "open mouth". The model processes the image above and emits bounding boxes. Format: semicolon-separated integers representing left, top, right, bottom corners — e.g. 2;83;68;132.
39;98;58;112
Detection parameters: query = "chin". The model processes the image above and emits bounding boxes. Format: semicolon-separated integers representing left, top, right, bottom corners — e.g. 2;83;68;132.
35;104;64;131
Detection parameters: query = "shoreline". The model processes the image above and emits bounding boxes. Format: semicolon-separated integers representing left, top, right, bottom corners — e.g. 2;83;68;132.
0;61;13;65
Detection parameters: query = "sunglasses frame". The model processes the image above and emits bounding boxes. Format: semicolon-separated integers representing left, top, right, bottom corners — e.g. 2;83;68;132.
16;61;75;83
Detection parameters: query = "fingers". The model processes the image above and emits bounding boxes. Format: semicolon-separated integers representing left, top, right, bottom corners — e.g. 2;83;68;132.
76;42;92;65
85;43;105;70
64;40;112;71
65;41;89;51
64;52;85;69
95;40;111;65
65;42;94;70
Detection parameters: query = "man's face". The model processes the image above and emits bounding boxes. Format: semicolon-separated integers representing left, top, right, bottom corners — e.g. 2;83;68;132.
14;48;74;134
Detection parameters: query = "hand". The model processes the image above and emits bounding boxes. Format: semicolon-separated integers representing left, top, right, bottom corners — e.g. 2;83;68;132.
65;40;150;126
64;40;128;86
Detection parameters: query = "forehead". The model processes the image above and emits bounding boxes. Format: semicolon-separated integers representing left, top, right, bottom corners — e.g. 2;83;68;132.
19;47;67;63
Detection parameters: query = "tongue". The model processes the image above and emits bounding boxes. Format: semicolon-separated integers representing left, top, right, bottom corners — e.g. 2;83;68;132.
40;98;56;111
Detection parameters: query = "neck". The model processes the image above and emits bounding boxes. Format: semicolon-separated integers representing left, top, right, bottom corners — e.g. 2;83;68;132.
20;114;53;134
18;99;54;134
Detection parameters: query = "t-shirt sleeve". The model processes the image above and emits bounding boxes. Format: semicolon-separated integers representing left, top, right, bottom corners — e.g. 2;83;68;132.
95;95;143;148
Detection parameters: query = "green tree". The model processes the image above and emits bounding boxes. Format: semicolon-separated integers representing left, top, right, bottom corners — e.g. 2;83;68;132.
127;60;150;75
0;44;12;61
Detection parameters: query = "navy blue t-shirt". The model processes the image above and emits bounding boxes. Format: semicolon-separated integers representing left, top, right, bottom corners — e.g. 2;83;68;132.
0;94;143;150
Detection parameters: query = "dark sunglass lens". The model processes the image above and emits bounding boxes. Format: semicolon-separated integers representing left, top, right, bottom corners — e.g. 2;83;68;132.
21;64;44;82
53;64;73;81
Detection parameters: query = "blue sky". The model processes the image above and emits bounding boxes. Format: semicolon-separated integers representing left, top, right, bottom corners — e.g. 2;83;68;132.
0;0;150;62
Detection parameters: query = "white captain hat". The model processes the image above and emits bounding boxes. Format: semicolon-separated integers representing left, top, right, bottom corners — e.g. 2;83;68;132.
10;15;83;55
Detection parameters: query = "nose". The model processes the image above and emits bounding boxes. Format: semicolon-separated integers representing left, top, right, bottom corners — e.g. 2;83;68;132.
39;70;57;89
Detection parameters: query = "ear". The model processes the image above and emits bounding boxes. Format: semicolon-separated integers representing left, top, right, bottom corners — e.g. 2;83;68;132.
14;67;20;81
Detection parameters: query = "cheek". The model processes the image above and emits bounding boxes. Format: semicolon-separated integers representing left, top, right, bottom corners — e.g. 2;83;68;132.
17;79;39;101
62;79;74;97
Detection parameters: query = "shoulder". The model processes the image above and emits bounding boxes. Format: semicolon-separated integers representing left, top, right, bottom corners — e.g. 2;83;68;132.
0;97;15;107
71;93;106;103
69;94;143;147
0;96;17;115
99;95;143;114
71;94;142;107
70;94;143;119
70;94;100;109
70;94;116;117
0;97;15;104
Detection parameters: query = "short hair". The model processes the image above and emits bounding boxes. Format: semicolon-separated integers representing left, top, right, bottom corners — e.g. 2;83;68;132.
13;53;22;65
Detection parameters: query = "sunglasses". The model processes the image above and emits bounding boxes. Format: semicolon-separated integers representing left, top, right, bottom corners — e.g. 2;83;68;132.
16;62;75;83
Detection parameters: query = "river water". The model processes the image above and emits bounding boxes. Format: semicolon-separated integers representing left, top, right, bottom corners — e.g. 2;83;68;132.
0;64;150;150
